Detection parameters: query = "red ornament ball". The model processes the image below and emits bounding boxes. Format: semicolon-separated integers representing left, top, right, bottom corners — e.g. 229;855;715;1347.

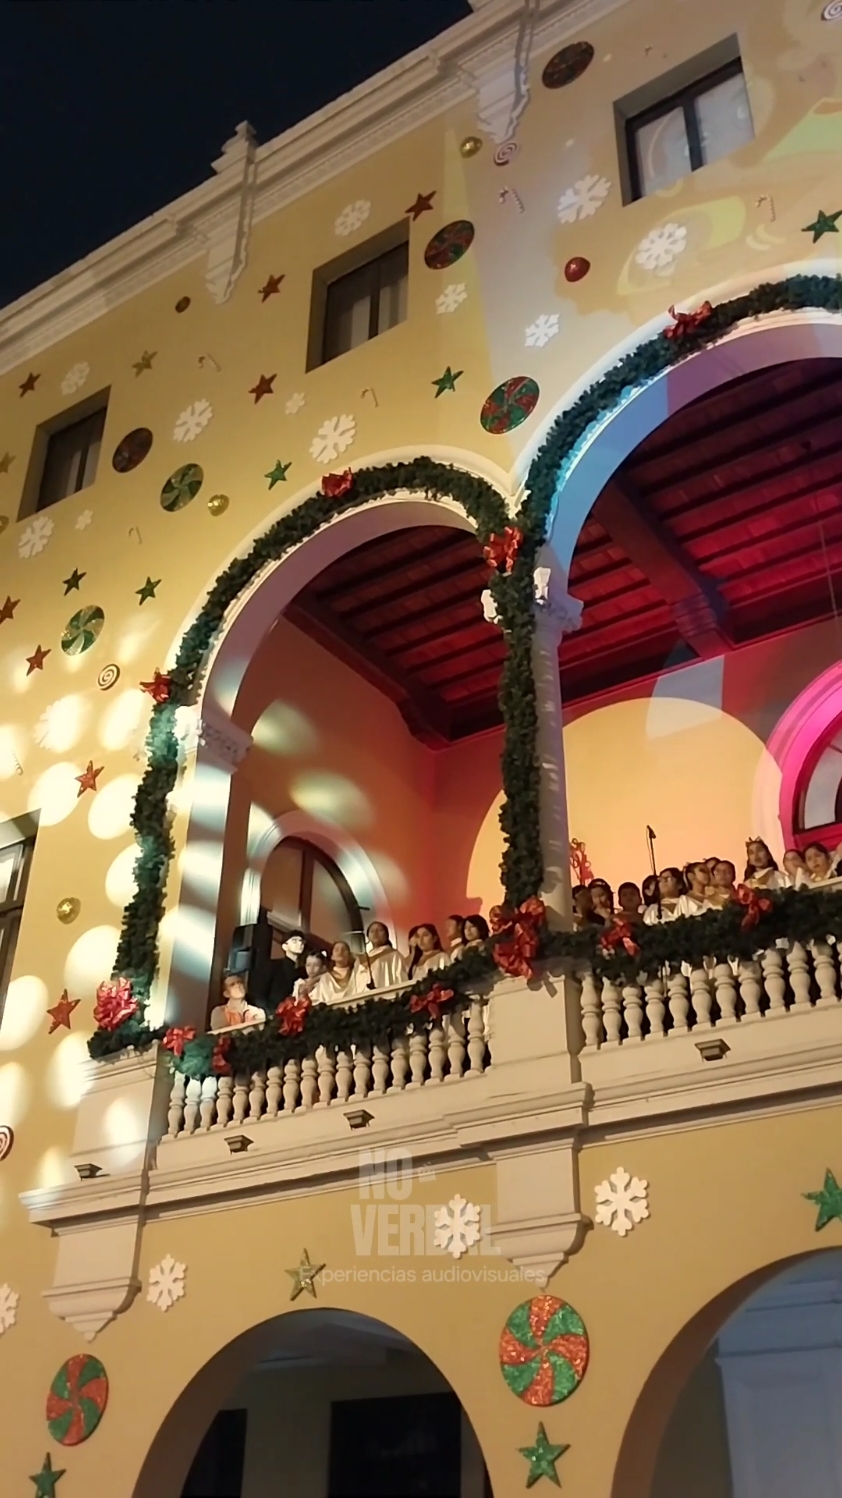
564;257;591;283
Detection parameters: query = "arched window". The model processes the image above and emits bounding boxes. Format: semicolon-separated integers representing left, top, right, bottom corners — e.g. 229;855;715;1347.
794;714;842;851
261;837;364;951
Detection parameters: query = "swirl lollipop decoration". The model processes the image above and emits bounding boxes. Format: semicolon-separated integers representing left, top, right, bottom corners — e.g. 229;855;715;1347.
46;1355;109;1445
493;141;519;166
0;1125;13;1161
499;1295;590;1406
61;606;105;656
97;663;120;691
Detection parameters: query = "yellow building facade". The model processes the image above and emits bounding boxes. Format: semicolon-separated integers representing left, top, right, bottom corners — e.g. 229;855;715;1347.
2;0;842;1494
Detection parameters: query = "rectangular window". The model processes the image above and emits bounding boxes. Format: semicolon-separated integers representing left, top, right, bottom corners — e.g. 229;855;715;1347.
0;820;36;1028
308;224;409;370
19;389;109;520
616;42;753;202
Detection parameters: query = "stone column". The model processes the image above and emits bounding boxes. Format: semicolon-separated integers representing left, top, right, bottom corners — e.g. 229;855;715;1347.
532;549;583;929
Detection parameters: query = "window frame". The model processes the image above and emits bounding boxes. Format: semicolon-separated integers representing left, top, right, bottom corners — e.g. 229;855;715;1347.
19;387;110;520
321;239;408;365
36;404;107;513
625;56;746;202
306;222;410;372
266;837;364;951
0;823;37;1027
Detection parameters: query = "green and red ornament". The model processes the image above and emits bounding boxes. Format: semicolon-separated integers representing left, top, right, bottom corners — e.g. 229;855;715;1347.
112;428;153;474
480;376;539;434
424;220;475;270
46;1354;109;1446
499;1295;589;1406
161;463;203;512
542;40;594;88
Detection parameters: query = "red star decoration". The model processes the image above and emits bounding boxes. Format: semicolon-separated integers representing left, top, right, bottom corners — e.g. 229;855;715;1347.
258;273;284;301
76;760;103;797
140;670;171;704
249;373;276;403
0;596;19;624
19;371;40;396
47;991;80;1034
405;190;436;221
26;644;50;674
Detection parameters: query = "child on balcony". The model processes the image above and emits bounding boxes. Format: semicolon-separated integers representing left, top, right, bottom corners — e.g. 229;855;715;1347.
744;839;784;892
406;924;449;979
210;971;266;1032
363;921;408;991
312;941;362;1005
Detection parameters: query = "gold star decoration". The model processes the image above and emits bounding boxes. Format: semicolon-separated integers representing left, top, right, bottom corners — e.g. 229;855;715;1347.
286;1248;325;1301
133;350;157;376
46;991;80;1035
76;760;103;797
0;451;14;474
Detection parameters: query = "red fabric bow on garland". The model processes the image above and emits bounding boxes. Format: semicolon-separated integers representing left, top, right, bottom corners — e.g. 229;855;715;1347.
162;1026;197;1058
140;670;172;704
599;920;640;958
93;977;138;1031
483;526;523;575
409;984;454;1023
276;996;311;1036
211;1035;232;1076
664;301;713;340
321;469;354;498
735;884;773;931
489;897;546;979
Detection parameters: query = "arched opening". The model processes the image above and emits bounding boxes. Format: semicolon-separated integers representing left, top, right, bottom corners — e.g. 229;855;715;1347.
612;1248;842;1498
133;1308;493;1498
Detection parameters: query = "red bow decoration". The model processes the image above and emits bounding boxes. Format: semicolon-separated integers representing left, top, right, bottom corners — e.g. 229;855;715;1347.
140;669;171;704
599;920;640;959
735;883;773;931
489;896;546;979
409;983;454;1023
321;469;354;498
569;838;593;886
483;526;523;575
93;976;138;1031
211;1035;232;1076
162;1025;197;1058
664;301;713;340
276;996;311;1036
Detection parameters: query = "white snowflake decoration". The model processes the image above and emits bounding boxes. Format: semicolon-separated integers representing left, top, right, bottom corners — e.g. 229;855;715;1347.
147;1254;186;1312
0;1284;18;1334
434;1194;482;1260
75;509;93;530
285;392;306;415
557;174;611;224
436;283;468;314
594;1168;649;1238
335;200;371;237
635;222;688;271
309;414;357;464
61;362;90;396
525;313;560;349
173;399;213;443
18;515;54;559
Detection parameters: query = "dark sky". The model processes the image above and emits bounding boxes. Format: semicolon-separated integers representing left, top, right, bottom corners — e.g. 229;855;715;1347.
0;0;471;309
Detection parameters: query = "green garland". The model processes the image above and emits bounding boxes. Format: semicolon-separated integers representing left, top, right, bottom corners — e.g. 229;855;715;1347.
91;273;842;1072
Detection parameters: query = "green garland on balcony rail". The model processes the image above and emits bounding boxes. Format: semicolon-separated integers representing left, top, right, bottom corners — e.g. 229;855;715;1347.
91;272;842;1067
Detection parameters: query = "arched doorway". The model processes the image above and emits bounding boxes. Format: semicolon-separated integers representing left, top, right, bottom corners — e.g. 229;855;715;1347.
132;1308;493;1498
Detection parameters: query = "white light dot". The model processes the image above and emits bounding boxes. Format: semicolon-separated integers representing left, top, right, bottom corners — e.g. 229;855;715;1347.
0;1063;32;1127
99;689;147;752
45;1033;92;1110
64;925;120;993
105;844;139;907
0;975;48;1052
87;774;139;840
28;763;82;827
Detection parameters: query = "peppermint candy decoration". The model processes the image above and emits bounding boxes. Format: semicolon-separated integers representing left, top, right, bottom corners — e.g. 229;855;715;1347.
499;1295;589;1406
493;140;519;166
823;1;842;18
46;1354;109;1445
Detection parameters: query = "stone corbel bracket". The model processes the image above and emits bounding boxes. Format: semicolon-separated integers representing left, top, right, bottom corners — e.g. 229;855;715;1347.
204;121;258;305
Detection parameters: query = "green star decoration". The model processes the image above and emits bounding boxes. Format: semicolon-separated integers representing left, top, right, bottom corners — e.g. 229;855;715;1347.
803;209;842;243
519;1425;568;1489
432;366;463;398
136;577;161;605
286;1248;325;1301
804;1168;842;1230
266;459;291;488
30;1454;66;1498
62;568;86;594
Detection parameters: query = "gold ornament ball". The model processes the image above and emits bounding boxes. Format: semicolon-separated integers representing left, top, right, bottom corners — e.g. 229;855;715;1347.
56;897;81;925
460;135;483;158
207;493;230;516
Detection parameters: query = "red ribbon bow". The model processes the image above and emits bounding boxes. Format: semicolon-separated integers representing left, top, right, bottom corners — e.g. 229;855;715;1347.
489;896;546;979
162;1025;197;1058
664;301;713;340
483;526;524;575
140;670;172;704
276;996;311;1036
735;883;773;931
211;1035;232;1076
599;920;640;959
321;469;354;498
409;983;454;1023
93;977;138;1031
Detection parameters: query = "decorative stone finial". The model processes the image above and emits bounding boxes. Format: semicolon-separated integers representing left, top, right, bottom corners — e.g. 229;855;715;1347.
212;121;257;175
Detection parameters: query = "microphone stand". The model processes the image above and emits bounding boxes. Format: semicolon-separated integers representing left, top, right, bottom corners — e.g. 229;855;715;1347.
345;930;376;990
646;825;661;920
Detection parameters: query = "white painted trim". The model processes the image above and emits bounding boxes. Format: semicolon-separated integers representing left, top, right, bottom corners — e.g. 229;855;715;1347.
239;809;393;938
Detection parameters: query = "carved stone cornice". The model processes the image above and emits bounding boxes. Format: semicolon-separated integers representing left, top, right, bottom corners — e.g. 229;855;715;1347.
177;707;253;774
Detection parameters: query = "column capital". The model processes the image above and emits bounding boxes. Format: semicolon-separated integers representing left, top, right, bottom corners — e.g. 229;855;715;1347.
533;557;583;643
177;706;252;774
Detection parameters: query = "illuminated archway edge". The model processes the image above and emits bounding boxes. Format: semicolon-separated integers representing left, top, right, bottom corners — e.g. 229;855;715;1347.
90;274;842;1062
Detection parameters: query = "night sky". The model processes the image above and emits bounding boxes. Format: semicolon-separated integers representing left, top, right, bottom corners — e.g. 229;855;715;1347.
0;0;471;309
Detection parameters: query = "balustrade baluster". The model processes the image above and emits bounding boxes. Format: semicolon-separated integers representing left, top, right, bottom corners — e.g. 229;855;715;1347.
371;1043;390;1096
642;975;666;1038
199;1076;217;1131
248;1069;266;1121
232;1073;250;1125
408;1031;428;1085
216;1074;234;1128
786;942;812;1006
667;971;690;1033
317;1047;336;1105
601;980;622;1044
335;1050;353;1102
166;1072;186;1138
580;970;604;1048
689;968;713;1029
428;1025;446;1082
622;982;644;1039
390;1035;409;1091
466;1003;486;1074
352;1044;372;1099
811;942;839;1005
265;1065;283;1118
738;960;762;1018
282;1059;301;1113
183;1077;202;1135
300;1055;319;1108
760;948;787;1012
713;963;737;1023
445;1009;466;1079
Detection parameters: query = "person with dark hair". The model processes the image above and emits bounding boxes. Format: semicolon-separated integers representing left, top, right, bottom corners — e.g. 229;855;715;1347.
462;914;490;948
641;874;659;909
677;861;711;917
802;841;842;886
708;859;738;907
210;970;266;1032
644;867;685;924
572;884;601;930
407;923;448;980
744;838;782;891
782;848;807;888
312;941;362;1005
364;920;407;990
702;857;721;898
588;878;614;926
267;929;308;1007
617;882;643;923
293;950;328;1000
444;914;466;958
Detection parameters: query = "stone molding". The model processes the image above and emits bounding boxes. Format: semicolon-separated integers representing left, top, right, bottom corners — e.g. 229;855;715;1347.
177;706;253;773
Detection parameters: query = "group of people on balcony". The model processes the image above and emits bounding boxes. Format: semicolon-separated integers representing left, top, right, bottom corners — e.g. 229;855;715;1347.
210;915;491;1032
572;838;842;931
